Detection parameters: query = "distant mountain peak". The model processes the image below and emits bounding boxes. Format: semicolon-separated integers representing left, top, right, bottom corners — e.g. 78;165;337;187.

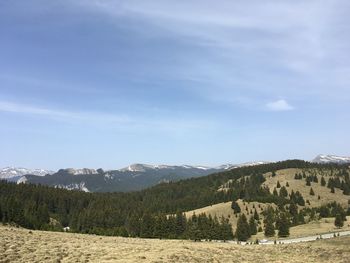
312;154;350;164
121;164;158;172
0;167;53;180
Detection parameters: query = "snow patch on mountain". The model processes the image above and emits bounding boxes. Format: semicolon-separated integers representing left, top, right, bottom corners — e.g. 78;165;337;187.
312;154;350;164
0;167;53;180
55;182;90;192
219;161;270;170
61;168;97;175
16;176;28;184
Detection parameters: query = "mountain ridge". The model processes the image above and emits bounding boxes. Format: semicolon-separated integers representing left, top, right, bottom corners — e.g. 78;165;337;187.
1;154;348;193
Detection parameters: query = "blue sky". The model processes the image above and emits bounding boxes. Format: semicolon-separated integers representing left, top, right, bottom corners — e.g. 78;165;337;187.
0;0;349;170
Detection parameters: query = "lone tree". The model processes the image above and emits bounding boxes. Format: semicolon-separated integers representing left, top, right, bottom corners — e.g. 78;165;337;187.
334;214;344;228
231;201;241;214
310;187;315;196
236;214;251;241
276;181;281;188
277;213;290;237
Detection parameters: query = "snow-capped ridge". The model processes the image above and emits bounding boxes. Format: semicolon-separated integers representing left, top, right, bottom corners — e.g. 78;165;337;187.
0;167;54;180
55;182;90;192
217;161;270;170
312;154;350;164
59;168;97;175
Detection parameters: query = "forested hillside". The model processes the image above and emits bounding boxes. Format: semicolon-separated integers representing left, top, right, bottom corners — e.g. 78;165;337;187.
1;160;349;240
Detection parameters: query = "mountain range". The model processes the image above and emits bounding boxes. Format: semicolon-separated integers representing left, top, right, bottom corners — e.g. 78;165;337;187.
312;154;350;164
1;154;349;192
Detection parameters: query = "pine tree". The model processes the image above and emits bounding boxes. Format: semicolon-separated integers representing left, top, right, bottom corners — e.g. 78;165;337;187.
276;181;281;188
264;218;275;237
231;201;241;214
343;184;350;195
264;208;275;237
286;182;289;187
306;177;311;186
248;216;257;235
175;212;186;237
253;209;259;220
273;188;278;196
309;188;315;196
235;214;251;241
319;206;330;218
277;213;290;237
321;176;326;186
279;186;288;198
334;214;344;228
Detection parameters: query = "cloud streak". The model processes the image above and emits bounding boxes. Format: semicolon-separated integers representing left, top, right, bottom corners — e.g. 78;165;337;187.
77;0;350;104
266;99;294;111
0;101;213;133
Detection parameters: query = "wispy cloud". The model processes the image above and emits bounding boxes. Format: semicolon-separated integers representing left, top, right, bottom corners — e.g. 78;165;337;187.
0;101;213;133
77;0;350;104
0;101;130;123
266;99;294;111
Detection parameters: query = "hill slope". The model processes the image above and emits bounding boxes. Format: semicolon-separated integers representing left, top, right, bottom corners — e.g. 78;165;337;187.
1;160;349;240
1;224;350;263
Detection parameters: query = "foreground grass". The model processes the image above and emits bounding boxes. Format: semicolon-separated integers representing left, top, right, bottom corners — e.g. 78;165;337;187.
1;225;350;263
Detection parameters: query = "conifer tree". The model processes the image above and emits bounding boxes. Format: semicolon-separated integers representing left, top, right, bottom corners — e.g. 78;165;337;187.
253;209;259;221
310;188;315;196
321;176;326;186
273;188;278;196
277;213;290;237
306;177;311;186
334;214;344;228
231;201;241;214
276;181;281;188
235;214;250;241
264;218;275;237
279;186;288;198
248;216;257;235
264;208;275;237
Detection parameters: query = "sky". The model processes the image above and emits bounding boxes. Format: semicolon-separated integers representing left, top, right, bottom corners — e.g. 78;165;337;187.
0;0;349;170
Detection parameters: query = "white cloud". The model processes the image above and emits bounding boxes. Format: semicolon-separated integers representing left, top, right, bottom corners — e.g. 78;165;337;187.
78;0;350;103
266;99;294;111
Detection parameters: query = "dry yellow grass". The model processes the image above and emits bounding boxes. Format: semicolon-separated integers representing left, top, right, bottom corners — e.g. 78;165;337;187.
253;216;350;240
262;168;350;208
1;224;350;263
185;168;350;239
184;200;276;232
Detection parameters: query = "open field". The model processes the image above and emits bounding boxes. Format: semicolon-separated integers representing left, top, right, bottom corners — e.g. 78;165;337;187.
253;216;350;240
184;200;276;232
1;225;350;263
185;200;350;239
263;168;350;207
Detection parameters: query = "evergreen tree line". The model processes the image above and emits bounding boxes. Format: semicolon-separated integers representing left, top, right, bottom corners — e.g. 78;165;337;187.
0;160;348;239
